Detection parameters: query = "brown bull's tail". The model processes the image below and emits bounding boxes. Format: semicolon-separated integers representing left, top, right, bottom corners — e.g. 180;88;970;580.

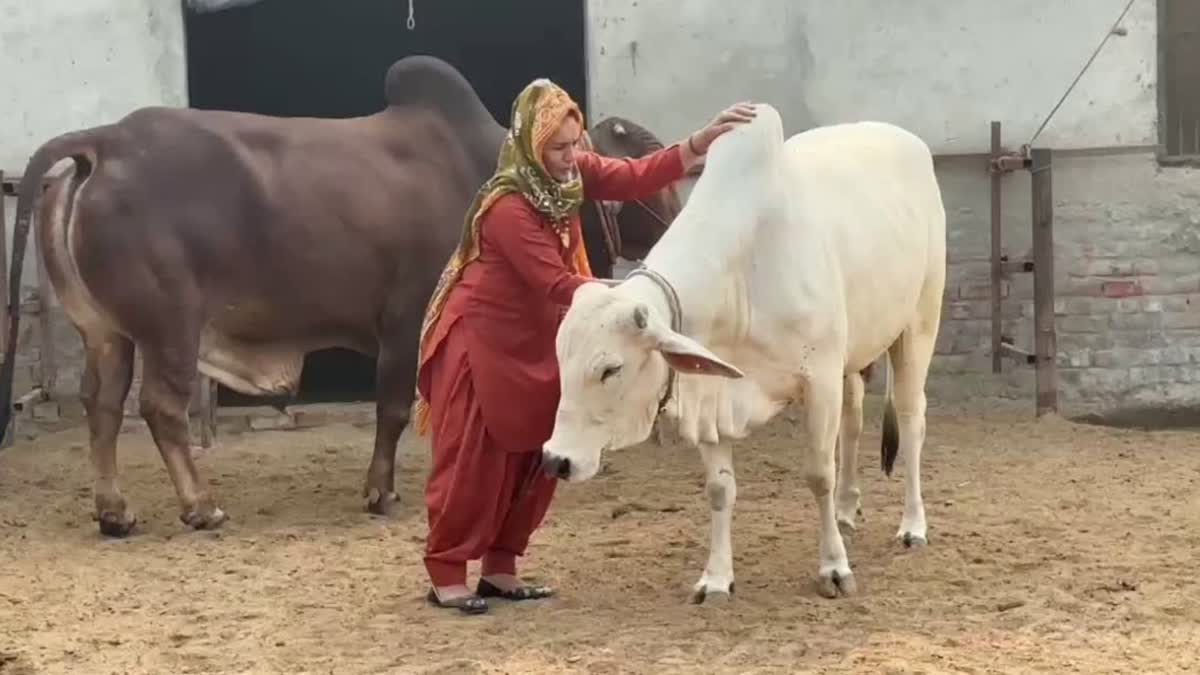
880;352;900;476
0;128;105;441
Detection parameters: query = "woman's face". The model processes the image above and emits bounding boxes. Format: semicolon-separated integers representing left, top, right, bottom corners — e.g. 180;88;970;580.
542;114;582;182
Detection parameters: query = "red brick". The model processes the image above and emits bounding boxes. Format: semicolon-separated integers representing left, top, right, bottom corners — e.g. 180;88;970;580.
1100;280;1144;298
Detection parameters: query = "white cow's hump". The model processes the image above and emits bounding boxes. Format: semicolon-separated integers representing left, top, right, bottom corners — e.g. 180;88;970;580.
671;104;788;232
703;103;786;173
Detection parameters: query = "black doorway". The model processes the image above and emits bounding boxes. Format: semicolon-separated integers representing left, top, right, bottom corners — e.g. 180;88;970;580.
182;0;587;405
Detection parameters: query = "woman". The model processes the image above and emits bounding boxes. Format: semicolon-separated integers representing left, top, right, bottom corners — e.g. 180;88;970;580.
413;77;756;614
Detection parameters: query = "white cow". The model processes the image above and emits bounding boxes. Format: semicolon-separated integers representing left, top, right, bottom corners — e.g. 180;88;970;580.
542;104;946;602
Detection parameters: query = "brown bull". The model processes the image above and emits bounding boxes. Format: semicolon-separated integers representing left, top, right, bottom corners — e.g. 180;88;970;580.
580;117;685;279
0;56;682;537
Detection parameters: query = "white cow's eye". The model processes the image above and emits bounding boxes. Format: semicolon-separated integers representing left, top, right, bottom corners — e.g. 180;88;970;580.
600;364;622;382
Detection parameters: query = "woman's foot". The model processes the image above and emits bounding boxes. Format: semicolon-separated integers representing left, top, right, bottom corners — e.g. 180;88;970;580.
427;584;488;614
477;574;555;601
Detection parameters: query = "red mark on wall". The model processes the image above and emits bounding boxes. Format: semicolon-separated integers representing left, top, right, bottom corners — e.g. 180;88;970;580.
1100;280;1144;298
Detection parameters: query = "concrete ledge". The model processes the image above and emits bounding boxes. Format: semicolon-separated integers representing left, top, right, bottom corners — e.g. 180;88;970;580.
114;402;378;437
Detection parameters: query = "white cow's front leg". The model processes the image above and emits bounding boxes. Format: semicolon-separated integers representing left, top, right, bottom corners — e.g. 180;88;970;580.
804;374;856;598
835;371;865;537
691;442;736;604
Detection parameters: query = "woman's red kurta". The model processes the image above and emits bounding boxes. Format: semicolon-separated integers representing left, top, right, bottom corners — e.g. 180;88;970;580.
418;144;686;586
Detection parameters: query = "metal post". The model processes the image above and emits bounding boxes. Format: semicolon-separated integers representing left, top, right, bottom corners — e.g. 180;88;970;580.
36;216;55;398
990;129;1034;368
0;172;9;449
206;377;217;447
196;375;213;448
1030;148;1058;416
189;374;219;448
988;123;1055;416
0;171;8;356
989;122;1003;374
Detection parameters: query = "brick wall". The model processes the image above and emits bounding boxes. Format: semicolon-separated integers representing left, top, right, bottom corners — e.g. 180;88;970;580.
934;150;1200;415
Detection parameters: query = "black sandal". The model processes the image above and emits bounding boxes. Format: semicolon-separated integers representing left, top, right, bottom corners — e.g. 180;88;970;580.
426;588;489;615
477;578;556;601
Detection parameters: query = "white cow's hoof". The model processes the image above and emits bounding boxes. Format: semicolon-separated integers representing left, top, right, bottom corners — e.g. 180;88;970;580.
836;516;858;540
815;570;856;599
835;498;862;528
690;578;735;605
897;531;928;548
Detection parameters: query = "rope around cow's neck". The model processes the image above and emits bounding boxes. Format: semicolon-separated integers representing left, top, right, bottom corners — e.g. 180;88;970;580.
626;265;682;417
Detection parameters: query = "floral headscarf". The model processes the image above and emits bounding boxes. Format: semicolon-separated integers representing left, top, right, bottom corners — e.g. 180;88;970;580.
412;78;593;435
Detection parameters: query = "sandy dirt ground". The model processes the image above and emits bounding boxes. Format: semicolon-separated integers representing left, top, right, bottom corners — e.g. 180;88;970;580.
1;395;1199;674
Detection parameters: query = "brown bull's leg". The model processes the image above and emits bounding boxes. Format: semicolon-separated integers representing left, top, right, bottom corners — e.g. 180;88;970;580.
80;331;137;537
364;344;413;515
139;343;226;530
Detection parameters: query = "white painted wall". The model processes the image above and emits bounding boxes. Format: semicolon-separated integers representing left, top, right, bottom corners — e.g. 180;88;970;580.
0;0;188;172
1;0;186;278
586;0;1157;155
0;0;187;400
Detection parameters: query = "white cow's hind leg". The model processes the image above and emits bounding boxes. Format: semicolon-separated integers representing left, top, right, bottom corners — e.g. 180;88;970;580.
804;372;855;598
835;371;865;537
691;442;736;604
889;329;936;548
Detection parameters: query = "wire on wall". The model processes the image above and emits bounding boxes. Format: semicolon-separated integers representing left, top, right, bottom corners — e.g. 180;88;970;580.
1027;0;1137;147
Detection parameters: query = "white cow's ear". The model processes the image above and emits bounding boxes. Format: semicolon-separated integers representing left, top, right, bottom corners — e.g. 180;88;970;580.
654;331;744;379
627;304;743;378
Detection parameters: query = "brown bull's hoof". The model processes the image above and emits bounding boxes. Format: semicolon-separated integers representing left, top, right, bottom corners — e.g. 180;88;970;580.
180;506;228;530
97;511;137;538
364;487;398;516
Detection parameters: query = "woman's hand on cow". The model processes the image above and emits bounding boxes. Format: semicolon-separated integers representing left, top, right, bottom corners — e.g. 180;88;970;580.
687;102;758;156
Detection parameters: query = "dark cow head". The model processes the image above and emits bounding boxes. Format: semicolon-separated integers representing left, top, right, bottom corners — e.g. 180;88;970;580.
581;117;686;278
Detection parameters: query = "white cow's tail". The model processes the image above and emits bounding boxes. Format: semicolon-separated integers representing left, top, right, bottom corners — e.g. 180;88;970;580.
880;352;900;477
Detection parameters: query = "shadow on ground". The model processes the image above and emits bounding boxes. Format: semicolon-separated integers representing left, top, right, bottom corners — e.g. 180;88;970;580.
1073;404;1200;431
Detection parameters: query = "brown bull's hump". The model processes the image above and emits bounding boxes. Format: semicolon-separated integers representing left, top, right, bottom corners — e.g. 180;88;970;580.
384;55;498;130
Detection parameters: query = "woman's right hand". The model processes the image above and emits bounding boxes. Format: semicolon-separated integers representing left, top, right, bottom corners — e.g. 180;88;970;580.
687;102;758;156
